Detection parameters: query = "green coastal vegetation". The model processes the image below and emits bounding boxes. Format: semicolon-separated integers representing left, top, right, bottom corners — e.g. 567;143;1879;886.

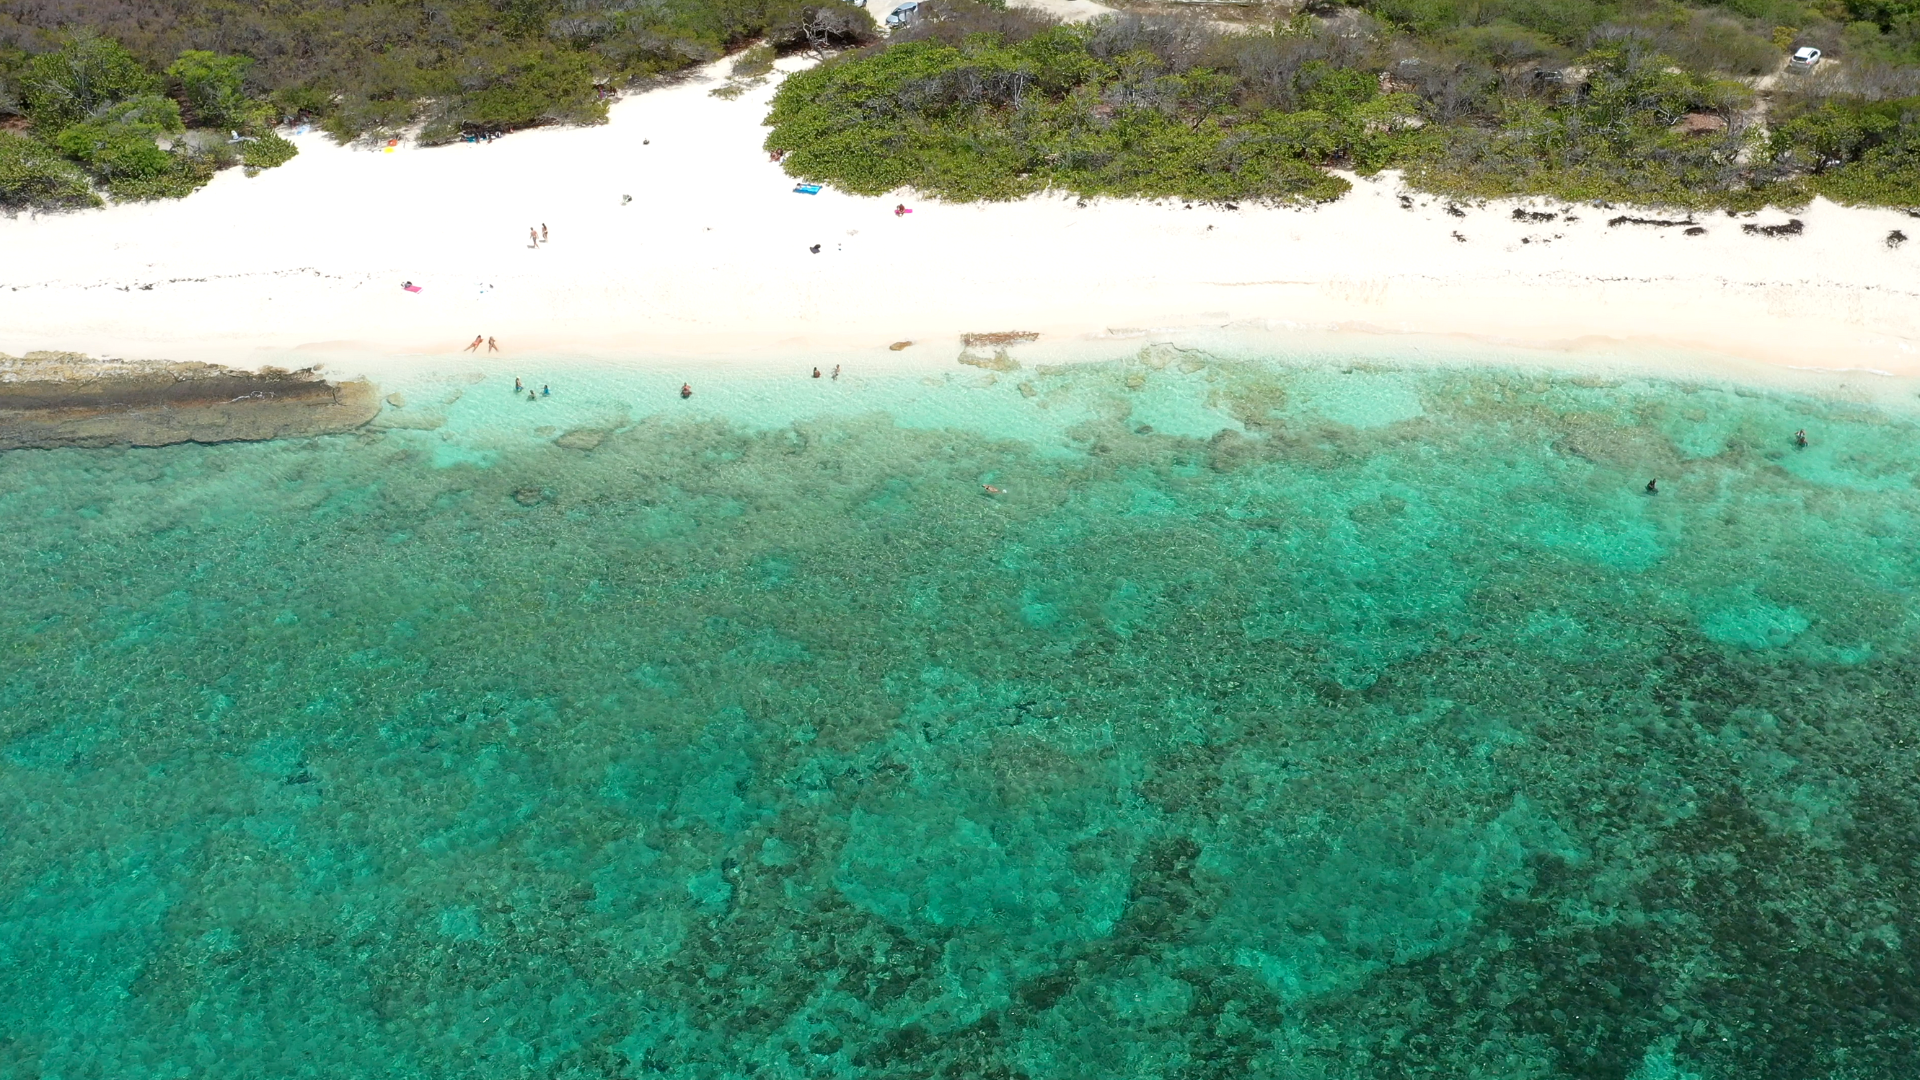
6;0;1920;212
0;35;296;210
765;0;1920;209
0;0;875;211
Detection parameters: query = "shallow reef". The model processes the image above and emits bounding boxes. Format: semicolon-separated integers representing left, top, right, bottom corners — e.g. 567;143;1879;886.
1;357;1915;1078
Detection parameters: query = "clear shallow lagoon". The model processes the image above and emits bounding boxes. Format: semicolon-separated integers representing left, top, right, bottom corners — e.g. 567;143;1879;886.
3;352;1918;1078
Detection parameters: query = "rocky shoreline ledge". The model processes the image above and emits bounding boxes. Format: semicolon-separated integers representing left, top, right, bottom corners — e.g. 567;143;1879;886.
0;353;380;450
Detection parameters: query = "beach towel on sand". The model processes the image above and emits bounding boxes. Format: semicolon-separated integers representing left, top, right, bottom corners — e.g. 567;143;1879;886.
793;183;822;195
402;284;422;293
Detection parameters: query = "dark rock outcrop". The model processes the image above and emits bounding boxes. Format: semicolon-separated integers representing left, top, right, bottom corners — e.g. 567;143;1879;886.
0;352;380;450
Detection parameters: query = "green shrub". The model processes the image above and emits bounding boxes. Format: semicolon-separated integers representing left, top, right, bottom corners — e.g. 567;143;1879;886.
732;44;778;78
104;155;215;201
1401;47;1762;206
0;132;101;211
242;130;299;171
766;31;1367;203
452;48;605;129
1771;95;1920;205
51;94;184;181
23;35;159;132
167;50;254;130
268;86;333;123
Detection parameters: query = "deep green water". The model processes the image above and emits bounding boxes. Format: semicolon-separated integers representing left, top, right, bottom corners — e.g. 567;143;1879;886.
3;353;1918;1079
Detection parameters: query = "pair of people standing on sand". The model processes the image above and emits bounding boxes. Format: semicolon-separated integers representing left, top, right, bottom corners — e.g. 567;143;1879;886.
464;336;499;353
529;223;549;248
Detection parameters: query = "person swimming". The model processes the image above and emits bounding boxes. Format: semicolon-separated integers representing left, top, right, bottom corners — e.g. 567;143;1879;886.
515;378;524;392
983;484;1006;495
680;383;692;399
1794;429;1808;448
542;384;550;397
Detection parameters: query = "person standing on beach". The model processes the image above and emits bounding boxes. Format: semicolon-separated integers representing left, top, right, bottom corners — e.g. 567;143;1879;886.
489;337;501;353
464;335;483;352
541;223;549;243
529;227;539;248
832;365;841;380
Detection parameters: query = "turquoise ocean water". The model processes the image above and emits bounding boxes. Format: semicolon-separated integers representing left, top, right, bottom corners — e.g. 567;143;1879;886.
3;350;1917;1078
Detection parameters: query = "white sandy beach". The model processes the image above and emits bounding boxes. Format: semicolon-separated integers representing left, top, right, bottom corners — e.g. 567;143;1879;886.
4;52;1920;389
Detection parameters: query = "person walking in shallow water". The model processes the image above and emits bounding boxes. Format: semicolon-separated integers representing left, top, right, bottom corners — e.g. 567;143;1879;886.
1794;429;1809;449
1645;479;1659;495
464;335;482;352
488;337;500;353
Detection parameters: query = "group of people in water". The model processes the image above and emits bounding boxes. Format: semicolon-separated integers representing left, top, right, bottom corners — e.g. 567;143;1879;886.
513;377;549;401
1646;429;1811;495
677;364;843;400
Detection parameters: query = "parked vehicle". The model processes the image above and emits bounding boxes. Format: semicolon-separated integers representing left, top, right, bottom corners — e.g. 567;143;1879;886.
885;2;919;27
1790;46;1822;68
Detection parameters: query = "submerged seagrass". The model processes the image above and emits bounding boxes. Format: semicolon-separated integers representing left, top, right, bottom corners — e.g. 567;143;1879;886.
1;356;1916;1077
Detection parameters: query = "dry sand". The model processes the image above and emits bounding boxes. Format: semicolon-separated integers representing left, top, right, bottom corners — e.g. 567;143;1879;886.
4;54;1920;391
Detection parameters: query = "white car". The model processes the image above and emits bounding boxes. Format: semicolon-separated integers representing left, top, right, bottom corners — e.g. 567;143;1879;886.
886;2;919;26
1790;46;1822;66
